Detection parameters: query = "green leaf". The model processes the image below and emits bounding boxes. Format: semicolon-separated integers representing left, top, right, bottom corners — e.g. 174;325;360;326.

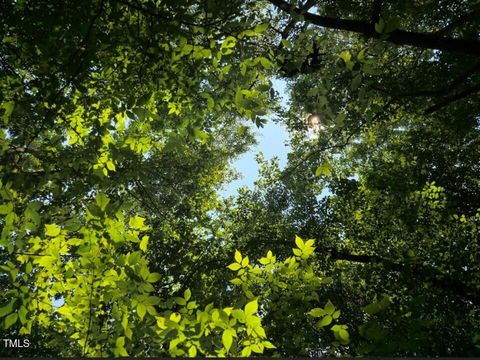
1;101;14;122
0;299;15;317
321;277;333;284
258;57;271;69
95;193;110;211
332;310;341;319
222;329;235;352
295;235;305;249
106;161;116;171
25;262;33;275
222;36;236;49
230;278;243;285
0;202;13;215
45;224;61;237
137;303;147;320
174;297;186;306
139;235;149;252
281;39;291;48
364;294;390;315
227;263;242;271
188;346;197;357
340;50;351;63
293;248;302;256
184;288;191;301
308;308;325;317
318;315;332;327
375;18;385;33
129;215;148;230
18;305;27;324
234;250;242;263
147;272;161;283
259;257;269;265
254;22;269;34
232;309;245;322
338;329;350;342
4;312;18;329
357;48;366;61
351;75;362;90
116;336;125;348
324;300;335;315
263;340;276;349
245;299;258;316
315;161;332;177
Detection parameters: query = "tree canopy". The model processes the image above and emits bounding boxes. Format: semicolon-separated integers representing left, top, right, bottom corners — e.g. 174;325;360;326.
0;0;479;357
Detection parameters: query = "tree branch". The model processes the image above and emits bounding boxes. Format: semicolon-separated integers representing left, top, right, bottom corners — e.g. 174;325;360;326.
390;62;480;98
268;0;480;56
424;81;480;114
326;246;480;307
370;0;382;24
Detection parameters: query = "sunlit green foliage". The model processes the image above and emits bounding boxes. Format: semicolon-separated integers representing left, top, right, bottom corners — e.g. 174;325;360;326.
1;0;480;357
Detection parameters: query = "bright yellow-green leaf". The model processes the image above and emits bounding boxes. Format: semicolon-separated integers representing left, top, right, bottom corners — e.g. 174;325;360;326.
129;215;148;230
184;288;191;301
170;312;181;323
315;161;332;177
106;160;116;171
230;278;243;285
241;346;252;357
45;224;61;237
139;235;149;252
222;328;235;352
234;250;242;263
245;299;258;316
259;257;269;265
227;263;242;271
294;235;305;249
340;50;352;63
251;343;263;353
188;345;197;357
263;340;276;349
116;336;125;348
137;303;147;320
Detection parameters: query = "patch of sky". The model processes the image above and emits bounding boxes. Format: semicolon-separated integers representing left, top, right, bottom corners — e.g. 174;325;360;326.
220;78;291;197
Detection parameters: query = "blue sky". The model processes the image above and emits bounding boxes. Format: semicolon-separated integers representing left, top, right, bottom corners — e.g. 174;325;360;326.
220;79;290;197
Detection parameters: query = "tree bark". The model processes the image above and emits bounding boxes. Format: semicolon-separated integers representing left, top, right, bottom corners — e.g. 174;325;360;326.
268;0;480;56
326;247;480;307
